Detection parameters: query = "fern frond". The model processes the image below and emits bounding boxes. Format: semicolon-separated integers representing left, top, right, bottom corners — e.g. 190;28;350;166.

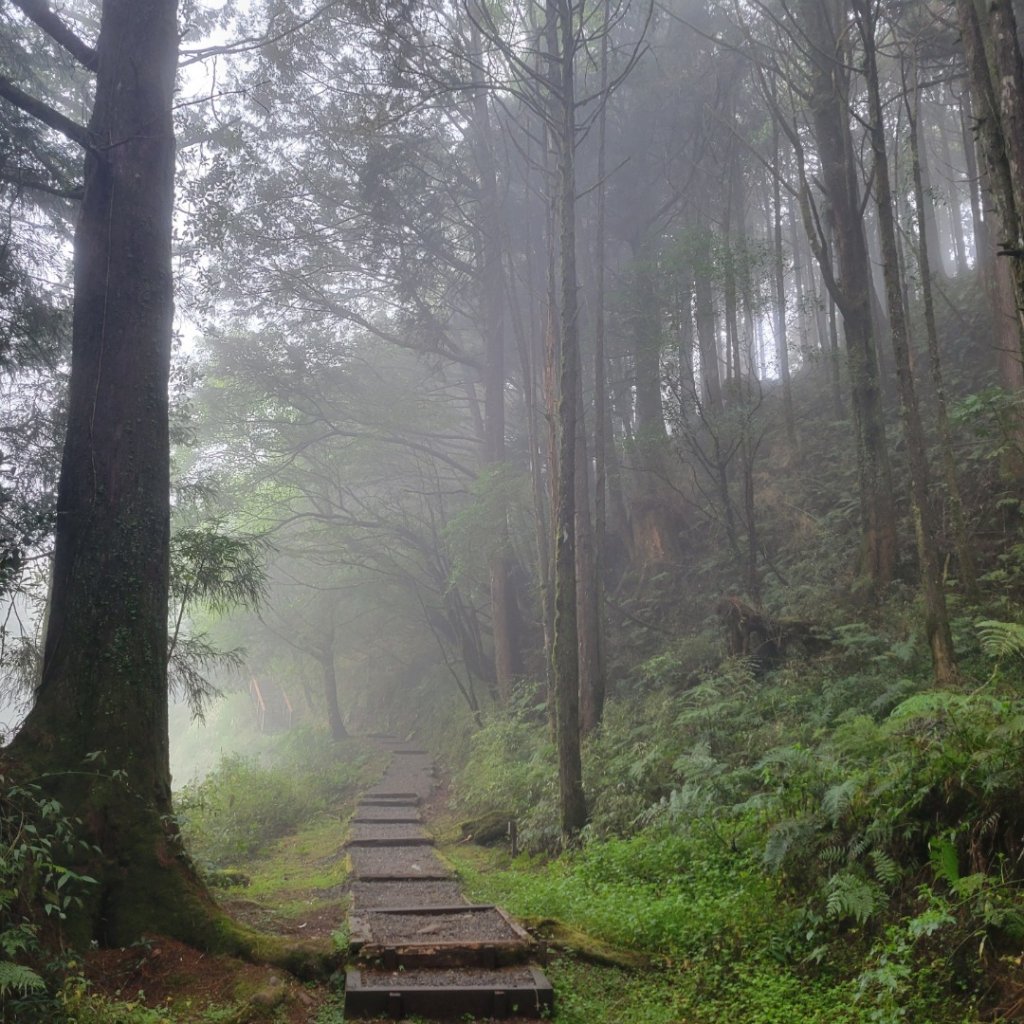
0;961;45;996
822;779;858;824
888;692;969;722
763;818;817;872
977;619;1024;661
824;872;879;925
819;843;845;865
870;849;901;887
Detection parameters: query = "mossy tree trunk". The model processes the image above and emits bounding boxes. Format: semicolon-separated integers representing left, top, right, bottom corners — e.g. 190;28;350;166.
4;0;270;954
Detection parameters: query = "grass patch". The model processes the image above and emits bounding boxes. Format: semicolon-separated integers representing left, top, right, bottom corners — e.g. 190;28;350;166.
446;830;981;1024
240;817;350;902
176;732;385;867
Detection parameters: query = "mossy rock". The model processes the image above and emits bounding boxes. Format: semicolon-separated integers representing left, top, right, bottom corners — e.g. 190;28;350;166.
206;868;252;889
226;975;289;1022
459;811;515;846
522;917;650;970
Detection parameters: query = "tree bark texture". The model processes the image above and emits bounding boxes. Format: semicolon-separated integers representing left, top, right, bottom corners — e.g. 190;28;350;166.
956;0;1024;349
547;0;587;840
5;0;248;948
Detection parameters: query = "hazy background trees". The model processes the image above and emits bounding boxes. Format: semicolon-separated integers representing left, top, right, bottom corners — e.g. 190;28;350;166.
5;0;1024;851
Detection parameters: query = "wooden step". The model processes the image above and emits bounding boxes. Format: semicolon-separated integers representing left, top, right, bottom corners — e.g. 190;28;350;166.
344;966;554;1019
349;905;535;968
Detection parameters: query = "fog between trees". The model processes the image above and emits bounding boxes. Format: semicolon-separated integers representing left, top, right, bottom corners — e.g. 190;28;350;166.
3;0;1024;1007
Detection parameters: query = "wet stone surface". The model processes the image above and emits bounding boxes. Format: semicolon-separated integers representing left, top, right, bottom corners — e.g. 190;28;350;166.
349;822;431;844
349;844;452;879
359;908;521;945
353;966;538;989
349;880;467;910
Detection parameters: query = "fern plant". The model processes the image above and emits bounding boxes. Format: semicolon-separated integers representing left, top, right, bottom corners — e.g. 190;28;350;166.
0;961;45;999
977;618;1024;663
0;766;98;1020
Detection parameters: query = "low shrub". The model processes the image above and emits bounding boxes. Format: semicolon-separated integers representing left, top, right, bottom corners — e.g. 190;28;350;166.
176;730;374;865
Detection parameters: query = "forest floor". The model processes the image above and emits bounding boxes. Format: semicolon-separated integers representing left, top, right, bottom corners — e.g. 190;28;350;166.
79;816;350;1022
75;752;645;1024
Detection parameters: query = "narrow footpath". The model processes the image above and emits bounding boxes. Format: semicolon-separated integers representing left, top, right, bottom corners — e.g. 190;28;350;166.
344;738;553;1019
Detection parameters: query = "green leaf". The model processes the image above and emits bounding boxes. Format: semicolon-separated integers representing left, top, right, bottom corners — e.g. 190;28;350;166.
929;837;960;886
0;961;46;996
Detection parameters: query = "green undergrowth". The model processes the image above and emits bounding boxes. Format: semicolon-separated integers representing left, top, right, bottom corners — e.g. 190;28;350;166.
445;601;1024;1022
449;830;979;1023
174;729;387;938
176;729;384;867
2;730;381;1023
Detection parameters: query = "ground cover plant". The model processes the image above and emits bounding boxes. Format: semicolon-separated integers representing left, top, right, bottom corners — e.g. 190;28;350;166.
0;733;383;1023
443;596;1024;1023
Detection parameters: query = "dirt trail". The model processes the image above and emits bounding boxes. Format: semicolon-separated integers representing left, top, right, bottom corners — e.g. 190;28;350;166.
344;738;553;1019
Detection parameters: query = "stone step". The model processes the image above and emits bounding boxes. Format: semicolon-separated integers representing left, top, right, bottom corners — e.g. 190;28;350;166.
349;845;453;881
348;822;432;847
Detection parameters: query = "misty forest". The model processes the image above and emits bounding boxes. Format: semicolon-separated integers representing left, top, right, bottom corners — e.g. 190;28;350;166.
8;0;1024;1021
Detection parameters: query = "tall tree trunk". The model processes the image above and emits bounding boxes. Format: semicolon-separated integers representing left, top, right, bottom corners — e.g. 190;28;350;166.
960;90;989;267
800;0;897;592
627;237;680;568
677;273;697;413
547;0;586;839
915;92;950;278
907;66;980;601
631;239;666;435
508;229;554;702
939;96;970;277
585;0;610;735
858;0;957;683
5;0;251;951
772;121;797;449
956;0;1024;348
575;374;602;735
694;227;723;414
470;21;522;701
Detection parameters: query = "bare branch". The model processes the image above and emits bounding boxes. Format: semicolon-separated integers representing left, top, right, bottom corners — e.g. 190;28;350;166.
8;0;98;70
0;75;91;147
0;166;82;199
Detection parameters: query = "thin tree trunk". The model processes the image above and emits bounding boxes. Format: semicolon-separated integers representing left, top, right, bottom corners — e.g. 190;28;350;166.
940;96;970;276
469;20;522;701
575;372;602;735
317;651;348;741
960;90;988;268
694;227;723;414
583;0;610;736
907;66;980;601
859;0;957;683
915;91;949;278
773;120;797;449
800;0;897;592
